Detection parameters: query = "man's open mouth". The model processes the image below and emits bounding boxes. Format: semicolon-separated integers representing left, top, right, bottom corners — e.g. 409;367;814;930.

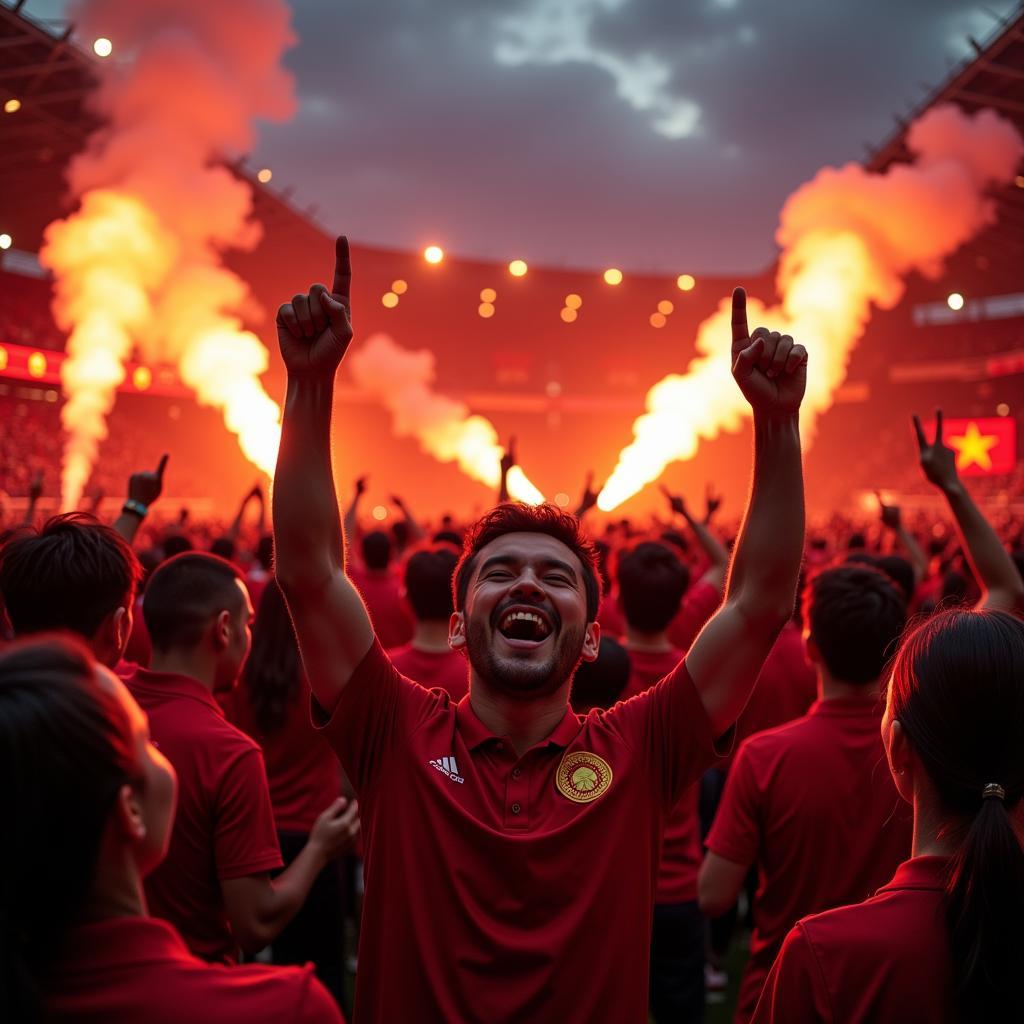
496;607;553;644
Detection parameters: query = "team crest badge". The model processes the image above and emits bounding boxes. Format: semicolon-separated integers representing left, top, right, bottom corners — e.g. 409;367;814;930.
556;750;613;803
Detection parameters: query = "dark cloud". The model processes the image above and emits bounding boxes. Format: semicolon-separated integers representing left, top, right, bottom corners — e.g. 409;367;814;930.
242;0;1016;272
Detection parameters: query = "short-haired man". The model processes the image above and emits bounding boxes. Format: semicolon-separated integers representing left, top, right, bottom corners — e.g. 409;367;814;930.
0;512;141;668
273;237;808;1022
388;543;468;700
699;564;912;1022
125;552;358;963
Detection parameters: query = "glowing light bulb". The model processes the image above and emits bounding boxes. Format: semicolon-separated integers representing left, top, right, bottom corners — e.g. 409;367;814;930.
478;302;495;318
256;168;272;183
564;294;582;310
649;312;667;328
560;308;577;323
382;291;399;308
657;299;674;315
603;268;623;286
480;287;497;302
947;292;964;311
509;259;528;277
372;505;388;521
0;233;11;250
93;37;113;57
4;99;20;114
424;245;444;264
676;274;695;291
132;366;152;390
28;351;47;378
391;279;408;294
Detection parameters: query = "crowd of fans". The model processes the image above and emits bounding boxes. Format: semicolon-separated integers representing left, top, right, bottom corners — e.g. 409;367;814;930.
0;243;1022;1024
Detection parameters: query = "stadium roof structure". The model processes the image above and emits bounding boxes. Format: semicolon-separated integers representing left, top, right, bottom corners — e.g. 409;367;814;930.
865;3;1024;295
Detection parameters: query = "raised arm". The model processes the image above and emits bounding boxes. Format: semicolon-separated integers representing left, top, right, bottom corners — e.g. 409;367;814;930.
685;289;806;736
876;492;927;585
913;411;1024;613
498;437;515;505
574;471;601;520
273;236;375;713
660;484;729;593
342;475;368;547
390;493;426;542
113;454;168;544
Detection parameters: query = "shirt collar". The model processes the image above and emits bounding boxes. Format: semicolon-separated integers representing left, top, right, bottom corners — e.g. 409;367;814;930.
878;855;949;894
808;694;884;718
123;665;224;717
456;694;581;752
55;916;190;974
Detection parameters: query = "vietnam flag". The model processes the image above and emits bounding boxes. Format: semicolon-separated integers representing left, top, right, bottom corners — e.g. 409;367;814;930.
925;416;1017;477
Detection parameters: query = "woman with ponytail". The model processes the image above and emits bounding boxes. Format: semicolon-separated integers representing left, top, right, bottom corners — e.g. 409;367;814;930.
0;635;343;1023
753;608;1024;1023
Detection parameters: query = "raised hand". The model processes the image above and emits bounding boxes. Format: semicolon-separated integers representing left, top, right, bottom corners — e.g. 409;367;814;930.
354;475;369;498
660;483;687;518
730;288;807;417
500;436;517;476
705;483;722;522
28;470;43;503
576;471;602;517
875;490;901;530
276;235;353;378
913;410;959;492
128;453;168;508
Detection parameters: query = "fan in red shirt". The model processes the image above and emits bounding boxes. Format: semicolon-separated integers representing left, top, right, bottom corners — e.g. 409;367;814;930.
130;553;359;963
616;537;724;1023
388;543;469;700
273;239;809;1022
0;635;343;1024
754;609;1024;1023
227;579;351;1008
700;564;912;1022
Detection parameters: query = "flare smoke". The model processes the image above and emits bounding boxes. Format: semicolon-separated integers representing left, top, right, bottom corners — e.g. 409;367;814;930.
349;334;545;505
598;105;1024;511
40;0;296;510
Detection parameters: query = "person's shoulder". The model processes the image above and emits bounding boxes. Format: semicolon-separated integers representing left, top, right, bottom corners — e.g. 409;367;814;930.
739;711;814;759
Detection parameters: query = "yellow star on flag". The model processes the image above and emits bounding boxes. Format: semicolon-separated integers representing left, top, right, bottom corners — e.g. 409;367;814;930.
949;421;999;471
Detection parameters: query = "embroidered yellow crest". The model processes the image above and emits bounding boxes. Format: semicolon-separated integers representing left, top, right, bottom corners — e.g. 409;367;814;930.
556;750;613;803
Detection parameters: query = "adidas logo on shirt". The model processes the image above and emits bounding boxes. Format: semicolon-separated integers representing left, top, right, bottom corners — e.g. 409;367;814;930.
429;755;465;784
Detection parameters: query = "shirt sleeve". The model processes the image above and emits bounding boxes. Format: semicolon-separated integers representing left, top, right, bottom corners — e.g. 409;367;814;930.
214;747;283;880
601;659;730;811
705;738;762;867
297;966;346;1023
310;639;441;795
751;922;834;1023
668;579;722;653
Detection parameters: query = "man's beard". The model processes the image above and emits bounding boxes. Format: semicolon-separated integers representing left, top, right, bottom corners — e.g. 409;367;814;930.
465;614;586;701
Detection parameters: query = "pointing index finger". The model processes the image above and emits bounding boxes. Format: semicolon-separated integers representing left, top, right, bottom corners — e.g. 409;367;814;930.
731;287;749;344
155;453;169;480
331;235;351;302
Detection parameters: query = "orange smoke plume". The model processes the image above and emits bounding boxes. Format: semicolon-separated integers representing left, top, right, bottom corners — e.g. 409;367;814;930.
348;333;545;505
40;0;296;509
598;105;1024;511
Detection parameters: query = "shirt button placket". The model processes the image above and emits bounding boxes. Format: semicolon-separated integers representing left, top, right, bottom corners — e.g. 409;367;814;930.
507;762;528;828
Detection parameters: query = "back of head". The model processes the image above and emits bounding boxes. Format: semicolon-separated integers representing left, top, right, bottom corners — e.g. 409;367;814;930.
804;565;906;684
0;513;141;641
570;636;631;713
0;636;136;1021
454;503;602;620
616;540;690;634
143;552;244;653
362;530;392;571
210;536;236;562
404;544;459;622
889;609;1024;1021
844;551;916;609
241;581;300;736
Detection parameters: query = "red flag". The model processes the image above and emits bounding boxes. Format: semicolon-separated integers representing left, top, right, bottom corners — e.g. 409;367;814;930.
924;416;1017;477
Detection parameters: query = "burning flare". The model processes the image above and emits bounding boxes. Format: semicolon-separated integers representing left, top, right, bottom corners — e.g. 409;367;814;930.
348;333;545;505
598;105;1024;511
40;0;296;509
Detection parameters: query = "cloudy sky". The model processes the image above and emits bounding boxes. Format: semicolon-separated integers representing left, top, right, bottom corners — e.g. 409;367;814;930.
34;0;1020;272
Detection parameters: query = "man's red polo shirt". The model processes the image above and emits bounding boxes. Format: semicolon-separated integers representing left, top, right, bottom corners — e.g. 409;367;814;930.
45;916;343;1023
723;621;816;771
124;666;283;963
624;647;702;906
388;643;470;701
751;857;954;1023
316;640;727;1023
227;674;343;834
706;697;912;1022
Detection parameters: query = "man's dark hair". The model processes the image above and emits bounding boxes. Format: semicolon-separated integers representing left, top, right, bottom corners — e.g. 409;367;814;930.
362;530;392;571
616;540;690;633
162;533;193;558
803;564;907;684
404;545;459;622
454;504;601;620
845;551;915;604
433;529;463;548
143;552;245;653
210;536;236;561
570;637;631;713
0;514;142;639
